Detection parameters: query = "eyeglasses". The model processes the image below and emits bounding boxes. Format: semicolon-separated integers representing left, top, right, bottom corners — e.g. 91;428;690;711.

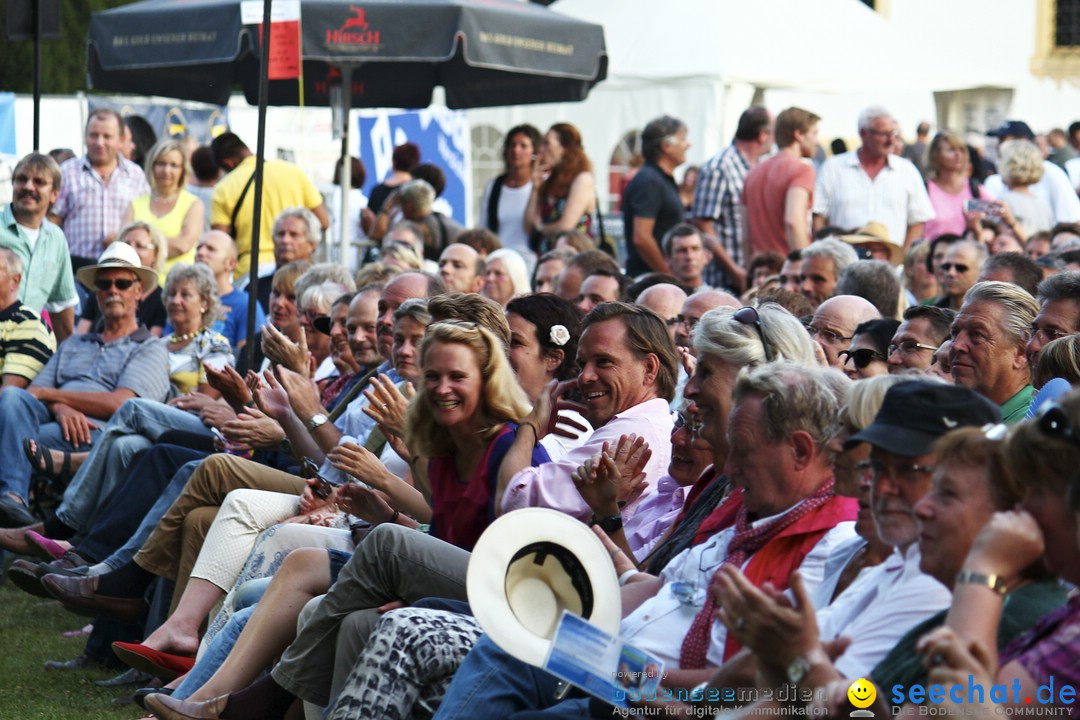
867;129;900;139
673;411;702;434
807;325;852;345
855;460;934;484
1029;326;1072;344
838;348;887;369
733;306;773;363
888;340;940;356
940;263;969;274
671;315;700;333
94;277;136;291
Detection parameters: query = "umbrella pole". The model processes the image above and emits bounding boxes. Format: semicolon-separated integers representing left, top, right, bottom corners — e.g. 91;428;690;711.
244;0;273;374
338;64;356;271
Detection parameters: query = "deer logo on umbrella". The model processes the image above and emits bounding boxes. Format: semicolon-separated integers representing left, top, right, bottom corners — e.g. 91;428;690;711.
327;6;381;48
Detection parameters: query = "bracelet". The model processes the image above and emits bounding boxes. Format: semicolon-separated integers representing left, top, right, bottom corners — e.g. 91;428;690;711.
386;508;400;525
955;570;1008;595
618;569;639;586
520;422;540;446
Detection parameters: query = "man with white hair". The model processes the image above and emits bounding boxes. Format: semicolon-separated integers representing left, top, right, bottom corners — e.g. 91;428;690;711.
813;107;935;252
394;179;463;261
798;238;859;310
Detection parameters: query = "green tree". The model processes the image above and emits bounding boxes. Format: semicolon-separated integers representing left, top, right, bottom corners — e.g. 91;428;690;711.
0;0;136;94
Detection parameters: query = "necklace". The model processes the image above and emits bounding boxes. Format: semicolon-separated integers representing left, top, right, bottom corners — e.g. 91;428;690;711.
167;330;200;343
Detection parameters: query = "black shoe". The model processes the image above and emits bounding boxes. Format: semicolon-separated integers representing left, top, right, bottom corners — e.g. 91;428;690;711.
133;685;172;711
96;667;153;687
0;495;37;528
44;653;107;671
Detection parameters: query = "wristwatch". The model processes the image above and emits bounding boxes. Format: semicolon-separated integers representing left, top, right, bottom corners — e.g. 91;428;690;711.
591;513;623;533
955;570;1008;595
307;413;329;431
786;648;830;684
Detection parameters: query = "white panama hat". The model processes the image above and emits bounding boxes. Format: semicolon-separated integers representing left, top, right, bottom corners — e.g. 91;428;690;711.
467;508;622;667
75;241;159;292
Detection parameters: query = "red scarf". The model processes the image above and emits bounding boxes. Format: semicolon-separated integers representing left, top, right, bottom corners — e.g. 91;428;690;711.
679;479;856;669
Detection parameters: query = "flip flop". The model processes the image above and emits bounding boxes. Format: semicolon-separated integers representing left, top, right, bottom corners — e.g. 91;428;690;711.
22;438;73;484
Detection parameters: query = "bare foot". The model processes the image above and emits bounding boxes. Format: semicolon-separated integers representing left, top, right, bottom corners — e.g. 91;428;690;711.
141;622;200;657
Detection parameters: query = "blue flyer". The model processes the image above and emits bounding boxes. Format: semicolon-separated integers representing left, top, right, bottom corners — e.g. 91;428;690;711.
543;611;665;708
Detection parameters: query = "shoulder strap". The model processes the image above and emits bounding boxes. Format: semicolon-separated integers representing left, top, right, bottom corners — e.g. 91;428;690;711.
229;171;258;239
487;174;507;233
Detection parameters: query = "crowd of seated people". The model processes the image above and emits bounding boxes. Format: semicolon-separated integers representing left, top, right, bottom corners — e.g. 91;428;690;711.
1;105;1079;720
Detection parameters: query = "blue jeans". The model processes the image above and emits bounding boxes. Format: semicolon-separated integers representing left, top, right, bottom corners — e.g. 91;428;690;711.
431;636;565;720
56;398;211;532
0;386;102;503
75;445;206;564
98;457;204;571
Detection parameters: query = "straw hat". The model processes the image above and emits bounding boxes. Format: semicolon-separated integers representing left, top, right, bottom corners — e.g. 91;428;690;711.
75;241;159;291
467;508;623;666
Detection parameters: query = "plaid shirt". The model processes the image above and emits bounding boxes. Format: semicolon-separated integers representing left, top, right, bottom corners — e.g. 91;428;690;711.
690;143;751;287
52;155;150;259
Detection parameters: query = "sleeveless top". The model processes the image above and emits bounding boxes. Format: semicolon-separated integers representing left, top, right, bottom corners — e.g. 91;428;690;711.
131;189;199;282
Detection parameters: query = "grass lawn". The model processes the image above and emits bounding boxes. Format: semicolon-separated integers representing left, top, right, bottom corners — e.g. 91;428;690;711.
0;557;141;720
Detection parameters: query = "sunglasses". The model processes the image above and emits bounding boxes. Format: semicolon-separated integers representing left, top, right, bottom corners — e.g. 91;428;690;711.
733;306;773;363
94;278;136;291
940;263;969;274
312;315;333;335
838;348;887;369
1036;401;1080;511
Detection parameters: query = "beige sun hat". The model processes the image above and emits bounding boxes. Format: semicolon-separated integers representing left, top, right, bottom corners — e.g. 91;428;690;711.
467;508;623;667
75;241;159;291
838;222;904;265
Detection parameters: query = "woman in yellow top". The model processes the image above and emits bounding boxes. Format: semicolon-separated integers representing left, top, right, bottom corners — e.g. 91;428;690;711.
124;138;205;283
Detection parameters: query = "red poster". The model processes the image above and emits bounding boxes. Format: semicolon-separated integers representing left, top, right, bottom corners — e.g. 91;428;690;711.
259;20;301;80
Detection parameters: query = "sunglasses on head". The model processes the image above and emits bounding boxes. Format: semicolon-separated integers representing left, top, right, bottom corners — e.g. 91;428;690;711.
733;306;774;363
838;348;887;369
94;277;136;291
940;262;969;273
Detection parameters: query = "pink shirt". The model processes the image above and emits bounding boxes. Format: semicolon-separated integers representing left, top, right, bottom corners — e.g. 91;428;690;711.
500;398;673;522
624;474;690;557
924;180;987;240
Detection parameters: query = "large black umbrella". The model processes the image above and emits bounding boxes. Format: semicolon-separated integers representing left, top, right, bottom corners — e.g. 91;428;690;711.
87;0;607;109
87;0;606;369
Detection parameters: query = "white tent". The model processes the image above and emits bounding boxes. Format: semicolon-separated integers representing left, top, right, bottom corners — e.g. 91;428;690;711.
468;0;1007;207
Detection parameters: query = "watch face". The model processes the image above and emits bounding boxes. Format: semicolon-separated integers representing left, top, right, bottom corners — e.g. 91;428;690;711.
787;656;810;683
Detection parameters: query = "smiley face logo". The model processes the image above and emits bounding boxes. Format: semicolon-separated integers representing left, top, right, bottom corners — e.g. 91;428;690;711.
848;678;877;709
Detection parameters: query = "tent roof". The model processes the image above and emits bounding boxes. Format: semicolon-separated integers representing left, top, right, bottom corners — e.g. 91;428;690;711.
553;0;1006;93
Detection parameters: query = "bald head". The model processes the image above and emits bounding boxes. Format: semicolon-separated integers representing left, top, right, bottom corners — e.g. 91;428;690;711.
810;295;882;368
676;289;741;348
196;230;239;278
636;284;688;339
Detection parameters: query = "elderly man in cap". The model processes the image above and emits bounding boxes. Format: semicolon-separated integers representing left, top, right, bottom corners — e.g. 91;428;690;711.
0;242;168;527
694;381;999;719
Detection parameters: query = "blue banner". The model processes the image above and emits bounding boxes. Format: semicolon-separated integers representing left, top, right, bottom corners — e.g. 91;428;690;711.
358;108;470;225
0;93;15;155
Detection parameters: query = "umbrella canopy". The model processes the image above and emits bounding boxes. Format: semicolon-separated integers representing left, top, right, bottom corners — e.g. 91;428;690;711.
87;0;608;109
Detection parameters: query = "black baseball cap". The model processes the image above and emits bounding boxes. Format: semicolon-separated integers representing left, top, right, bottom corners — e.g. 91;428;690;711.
845;381;1001;457
987;120;1035;141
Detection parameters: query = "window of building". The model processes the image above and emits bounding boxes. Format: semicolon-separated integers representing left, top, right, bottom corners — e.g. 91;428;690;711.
1033;0;1080;80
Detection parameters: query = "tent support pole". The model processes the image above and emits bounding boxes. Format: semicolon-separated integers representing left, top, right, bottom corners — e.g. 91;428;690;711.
338;64;356;270
243;0;273;374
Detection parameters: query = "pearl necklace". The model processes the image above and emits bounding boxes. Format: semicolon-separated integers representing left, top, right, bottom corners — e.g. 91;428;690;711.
167;330;200;343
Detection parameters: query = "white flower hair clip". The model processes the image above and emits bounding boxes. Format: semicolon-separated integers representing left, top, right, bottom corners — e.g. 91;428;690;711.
549;324;570;347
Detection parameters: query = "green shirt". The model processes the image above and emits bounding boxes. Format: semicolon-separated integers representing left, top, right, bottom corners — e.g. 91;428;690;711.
0;205;79;315
871;579;1068;694
1000;384;1035;425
